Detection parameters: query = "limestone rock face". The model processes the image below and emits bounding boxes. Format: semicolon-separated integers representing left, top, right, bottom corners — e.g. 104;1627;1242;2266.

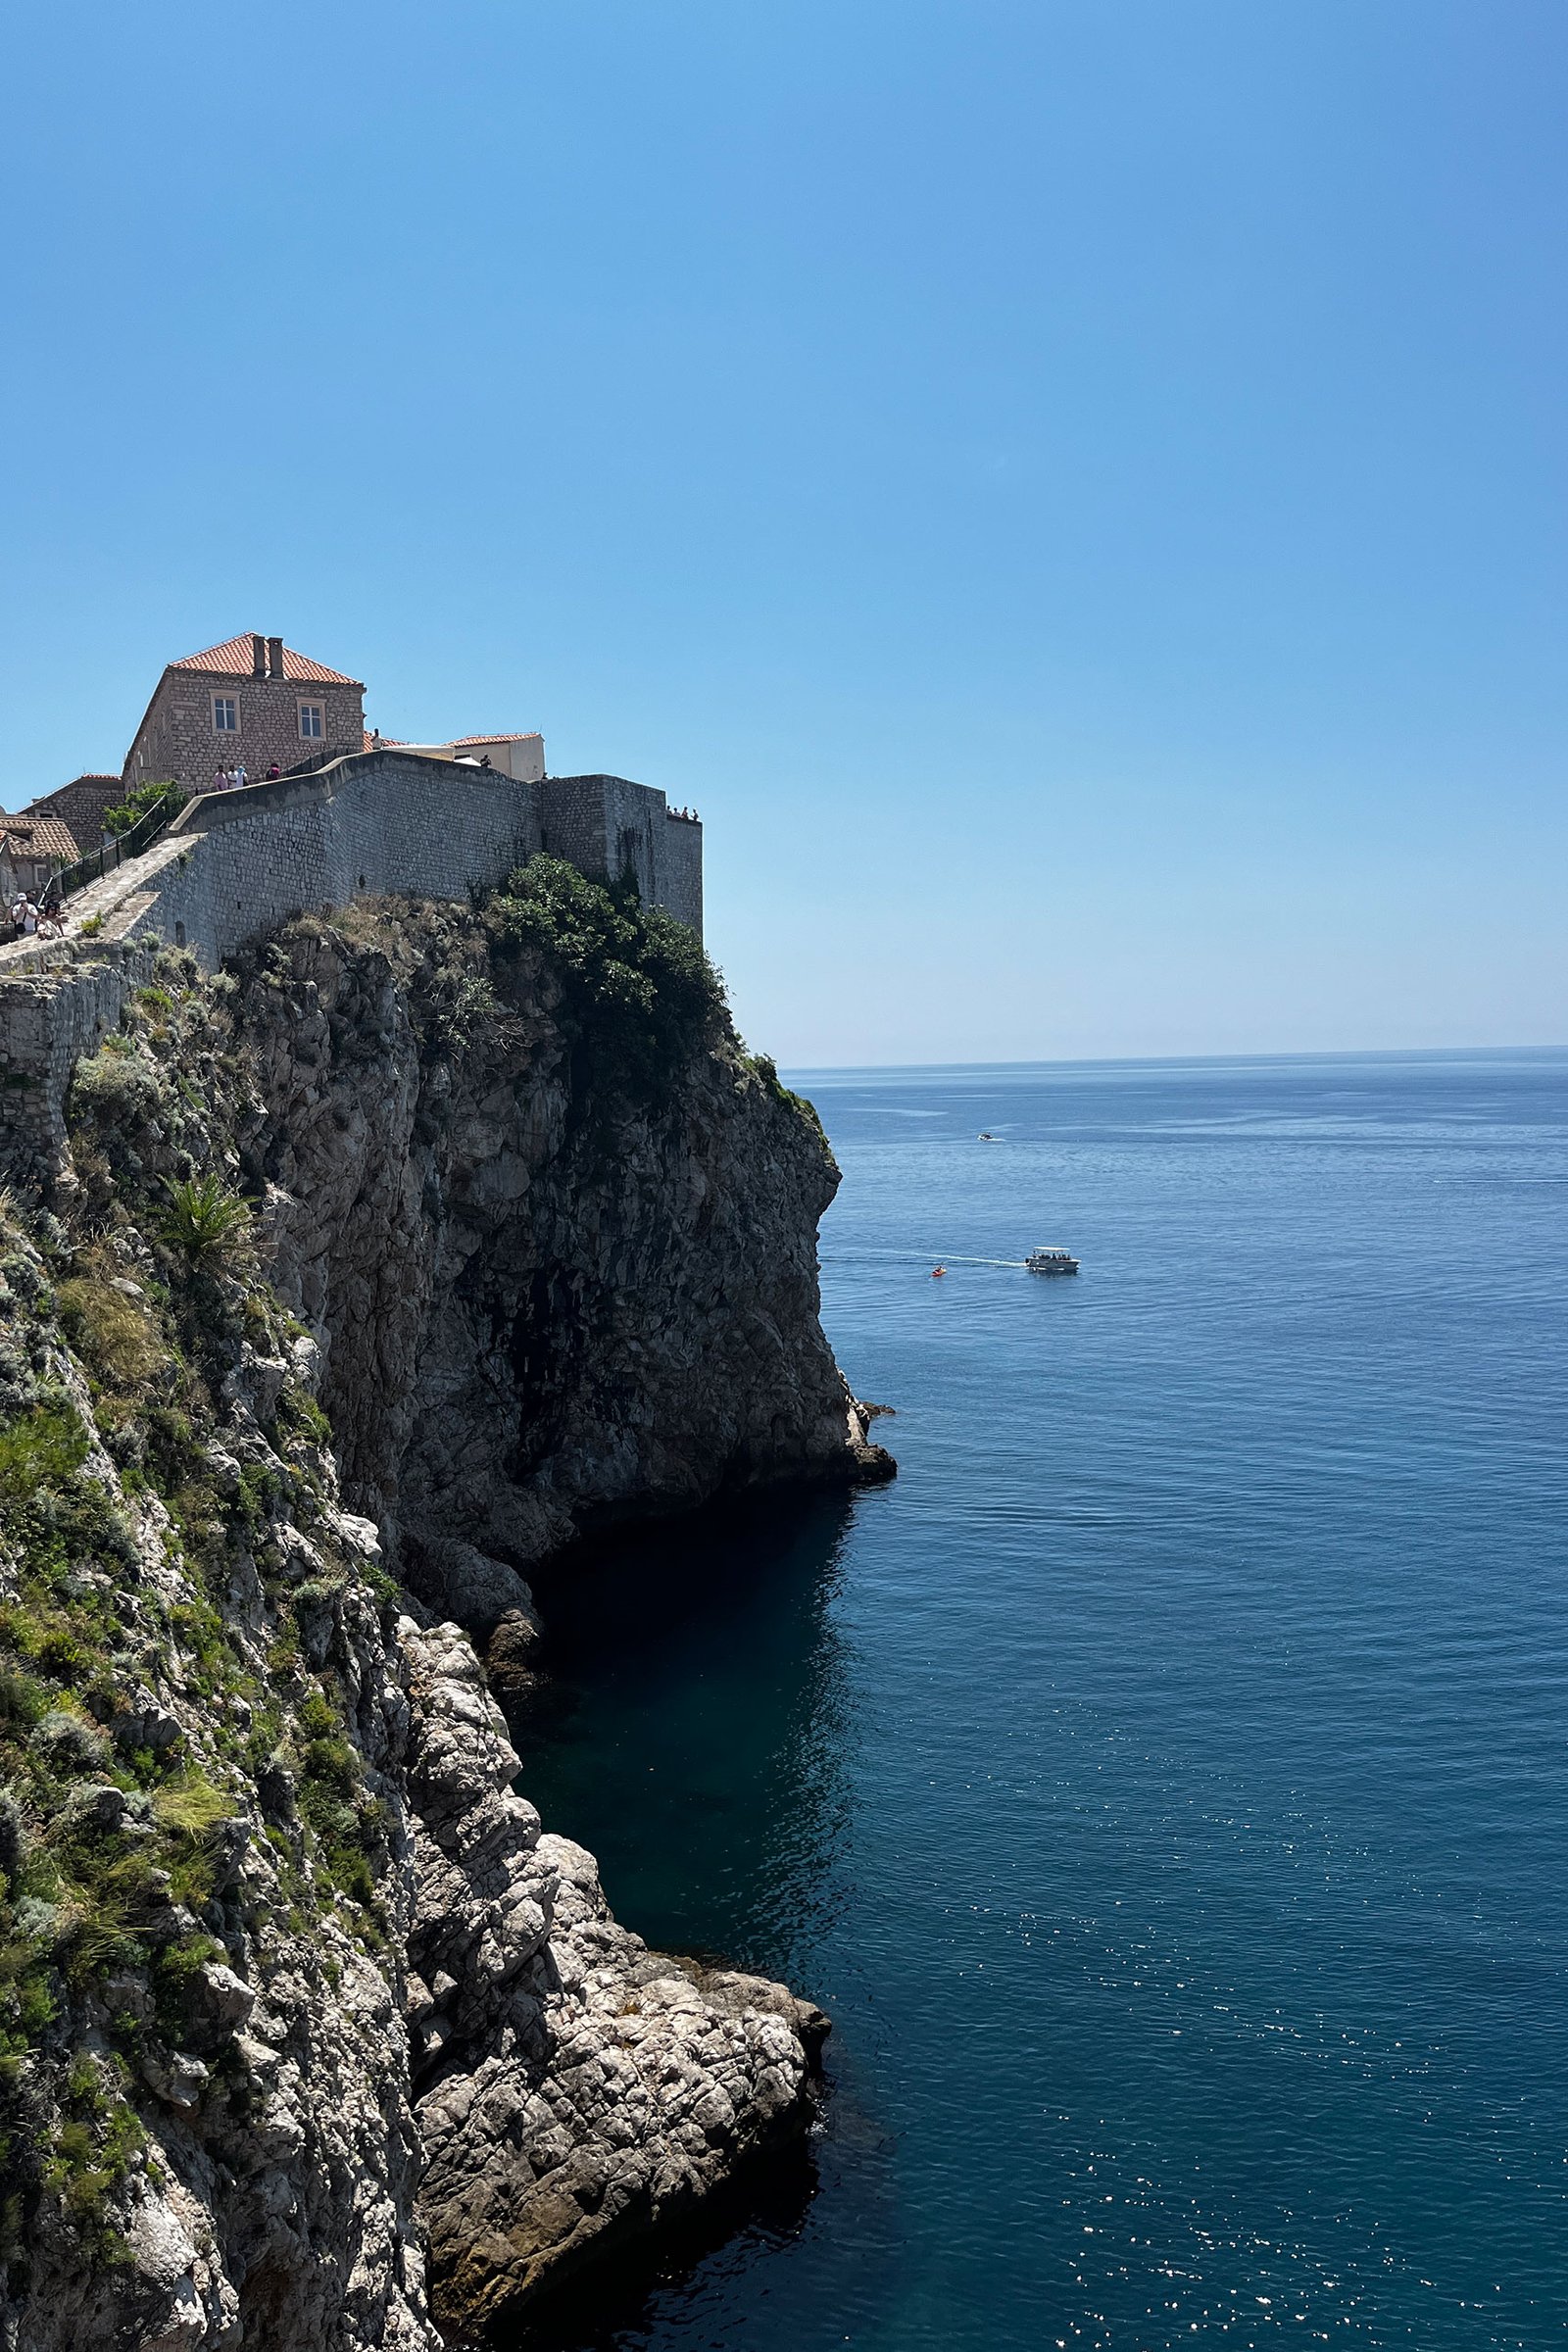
402;1625;822;2336
234;906;891;1600
2;902;878;2346
0;1330;438;2352
0;1192;826;2352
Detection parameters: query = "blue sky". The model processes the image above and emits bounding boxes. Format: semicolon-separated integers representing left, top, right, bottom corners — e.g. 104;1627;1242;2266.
2;0;1563;1061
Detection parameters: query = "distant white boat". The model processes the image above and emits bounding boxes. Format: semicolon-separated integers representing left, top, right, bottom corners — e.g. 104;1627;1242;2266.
1025;1246;1079;1276
977;1130;1004;1142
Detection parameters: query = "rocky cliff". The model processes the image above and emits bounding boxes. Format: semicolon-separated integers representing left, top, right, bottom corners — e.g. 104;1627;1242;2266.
0;864;887;2348
232;879;888;1642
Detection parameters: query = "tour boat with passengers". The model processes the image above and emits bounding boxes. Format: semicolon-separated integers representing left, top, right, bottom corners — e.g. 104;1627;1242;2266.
1025;1246;1079;1276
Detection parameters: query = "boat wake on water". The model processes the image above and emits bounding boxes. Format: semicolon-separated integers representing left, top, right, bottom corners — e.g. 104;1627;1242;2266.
821;1250;1079;1273
935;1254;1033;1268
822;1250;1025;1266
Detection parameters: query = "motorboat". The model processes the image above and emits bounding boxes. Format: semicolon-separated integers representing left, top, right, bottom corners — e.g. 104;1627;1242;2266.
1025;1246;1079;1276
977;1130;1003;1142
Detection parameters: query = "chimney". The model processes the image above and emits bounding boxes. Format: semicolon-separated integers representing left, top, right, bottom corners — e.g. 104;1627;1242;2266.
267;636;285;680
251;633;267;677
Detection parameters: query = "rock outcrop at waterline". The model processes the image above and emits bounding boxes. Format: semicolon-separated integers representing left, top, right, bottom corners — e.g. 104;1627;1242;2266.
0;864;889;2347
404;1624;827;2334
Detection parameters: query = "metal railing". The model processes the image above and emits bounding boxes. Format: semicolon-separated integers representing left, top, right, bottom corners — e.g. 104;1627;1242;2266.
52;791;182;902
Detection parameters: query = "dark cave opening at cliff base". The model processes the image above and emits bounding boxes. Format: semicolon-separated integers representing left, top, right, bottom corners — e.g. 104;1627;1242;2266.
508;1484;868;1989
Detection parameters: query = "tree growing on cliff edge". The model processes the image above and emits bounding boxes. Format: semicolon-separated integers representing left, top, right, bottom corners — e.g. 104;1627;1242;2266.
488;855;726;1112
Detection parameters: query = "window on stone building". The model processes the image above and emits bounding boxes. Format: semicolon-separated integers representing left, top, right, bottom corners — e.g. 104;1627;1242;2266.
212;695;238;733
298;702;324;739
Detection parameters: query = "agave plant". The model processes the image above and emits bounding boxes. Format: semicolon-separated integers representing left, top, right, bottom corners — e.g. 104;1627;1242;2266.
156;1172;253;1266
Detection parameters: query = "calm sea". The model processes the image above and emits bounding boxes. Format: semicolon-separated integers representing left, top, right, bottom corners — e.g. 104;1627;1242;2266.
514;1051;1568;2352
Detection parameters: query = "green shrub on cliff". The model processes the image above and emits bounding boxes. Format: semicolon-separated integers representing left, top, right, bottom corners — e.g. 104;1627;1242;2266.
490;856;724;1110
0;1405;89;1508
70;1040;168;1131
742;1050;828;1147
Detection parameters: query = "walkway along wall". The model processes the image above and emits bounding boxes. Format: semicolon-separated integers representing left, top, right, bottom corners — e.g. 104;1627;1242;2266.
0;747;703;1181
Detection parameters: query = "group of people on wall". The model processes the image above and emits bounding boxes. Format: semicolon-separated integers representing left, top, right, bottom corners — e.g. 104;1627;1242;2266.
210;760;282;793
7;889;66;941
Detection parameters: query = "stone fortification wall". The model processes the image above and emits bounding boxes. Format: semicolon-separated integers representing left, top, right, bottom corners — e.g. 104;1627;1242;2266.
541;773;703;934
150;751;545;968
662;805;704;936
0;747;705;1180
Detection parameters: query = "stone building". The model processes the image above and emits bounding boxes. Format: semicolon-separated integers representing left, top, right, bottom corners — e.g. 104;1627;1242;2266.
391;732;547;782
1;774;124;896
18;772;127;855
2;770;133;897
122;634;366;797
0;812;78;903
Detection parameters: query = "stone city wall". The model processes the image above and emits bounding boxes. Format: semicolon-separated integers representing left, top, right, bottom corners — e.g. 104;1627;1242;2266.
661;806;704;938
540;774;703;935
148;752;544;967
0;748;704;1180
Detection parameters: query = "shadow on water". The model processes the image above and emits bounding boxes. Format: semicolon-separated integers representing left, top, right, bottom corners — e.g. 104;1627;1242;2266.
489;2136;821;2352
508;1486;864;1987
493;1486;905;2350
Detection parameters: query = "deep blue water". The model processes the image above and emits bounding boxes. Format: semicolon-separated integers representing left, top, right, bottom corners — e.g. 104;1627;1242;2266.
514;1051;1568;2351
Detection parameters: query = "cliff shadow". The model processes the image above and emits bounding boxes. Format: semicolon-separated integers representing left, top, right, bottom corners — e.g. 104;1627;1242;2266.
490;1481;912;2351
507;1484;867;1996
486;2133;821;2351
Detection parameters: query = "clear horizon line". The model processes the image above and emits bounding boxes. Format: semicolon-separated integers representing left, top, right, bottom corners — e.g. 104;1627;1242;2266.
779;1042;1568;1076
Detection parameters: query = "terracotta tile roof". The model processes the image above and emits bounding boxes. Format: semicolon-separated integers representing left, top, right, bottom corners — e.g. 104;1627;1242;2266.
449;731;541;745
363;731;406;753
171;635;363;687
0;815;79;861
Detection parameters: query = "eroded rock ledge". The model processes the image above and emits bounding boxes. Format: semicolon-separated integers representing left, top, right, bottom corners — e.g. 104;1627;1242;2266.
405;1624;824;2337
